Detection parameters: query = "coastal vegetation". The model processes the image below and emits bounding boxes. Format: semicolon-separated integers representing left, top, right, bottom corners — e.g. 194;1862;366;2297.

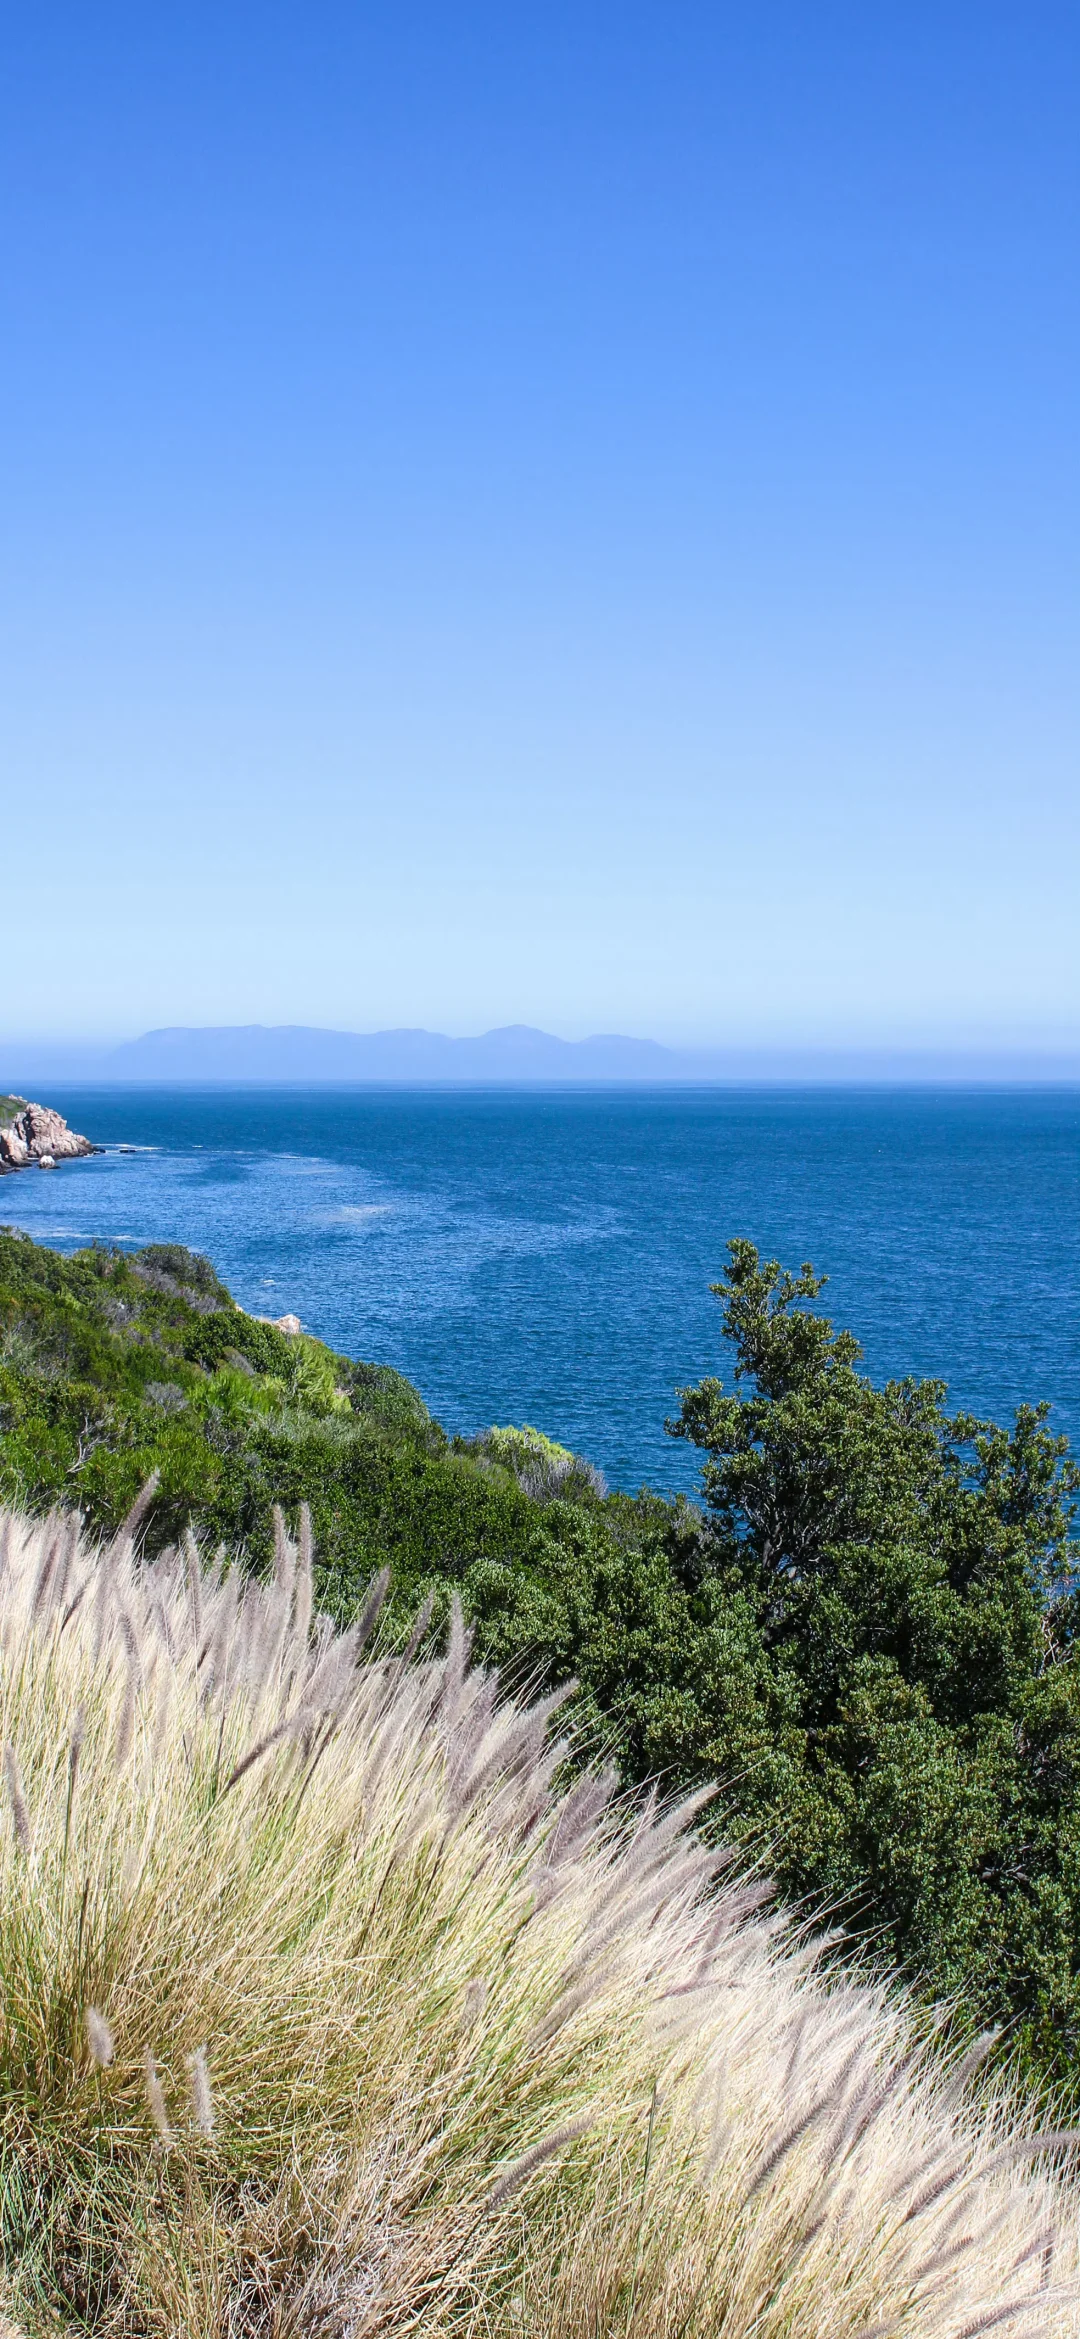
1;1226;1079;2102
1;1498;1079;2337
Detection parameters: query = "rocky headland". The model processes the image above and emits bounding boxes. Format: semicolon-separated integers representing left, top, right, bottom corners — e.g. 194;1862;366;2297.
0;1097;100;1173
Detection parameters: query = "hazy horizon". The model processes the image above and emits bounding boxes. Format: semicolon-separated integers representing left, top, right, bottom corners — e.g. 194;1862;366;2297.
3;1018;1079;1091
6;1019;1080;1048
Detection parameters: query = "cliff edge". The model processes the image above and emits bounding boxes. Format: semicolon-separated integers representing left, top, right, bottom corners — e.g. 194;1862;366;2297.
0;1098;99;1172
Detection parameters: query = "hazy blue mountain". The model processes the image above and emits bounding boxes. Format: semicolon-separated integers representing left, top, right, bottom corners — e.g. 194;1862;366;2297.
1;1025;1077;1086
104;1024;682;1081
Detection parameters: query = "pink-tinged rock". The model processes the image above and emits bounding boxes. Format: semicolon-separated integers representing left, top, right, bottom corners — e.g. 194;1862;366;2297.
0;1100;98;1172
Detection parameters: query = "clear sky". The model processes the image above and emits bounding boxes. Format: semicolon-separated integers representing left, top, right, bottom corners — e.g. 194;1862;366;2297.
2;2;1077;1047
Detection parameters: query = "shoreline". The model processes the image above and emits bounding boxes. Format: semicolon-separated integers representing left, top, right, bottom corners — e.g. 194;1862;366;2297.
0;1098;101;1175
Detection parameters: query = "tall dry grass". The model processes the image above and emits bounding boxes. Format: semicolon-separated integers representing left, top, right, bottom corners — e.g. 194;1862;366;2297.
0;1497;1077;2338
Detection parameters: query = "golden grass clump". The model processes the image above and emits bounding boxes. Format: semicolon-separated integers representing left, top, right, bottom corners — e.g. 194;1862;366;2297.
0;1498;1078;2337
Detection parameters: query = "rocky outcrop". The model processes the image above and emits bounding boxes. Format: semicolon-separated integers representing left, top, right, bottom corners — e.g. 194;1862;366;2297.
0;1100;99;1173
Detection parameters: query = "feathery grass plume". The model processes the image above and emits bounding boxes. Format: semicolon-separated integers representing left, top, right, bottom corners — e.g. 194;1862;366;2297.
115;1604;142;1688
352;1564;391;1658
143;2048;172;2146
272;1504;293;1596
0;1499;1079;2337
188;2045;214;2137
113;1646;138;1772
50;1508;80;1621
85;2006;114;2068
63;1704;85;1855
182;1525;202;1653
111;1472;160;1554
3;1743;30;1851
290;1501;315;1652
396;1586;434;1669
485;2114;598;2212
29;1525;61;1620
67;1703;85;1784
461;1976;487;2030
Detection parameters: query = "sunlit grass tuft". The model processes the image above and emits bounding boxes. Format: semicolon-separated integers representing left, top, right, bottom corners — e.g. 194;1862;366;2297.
0;1498;1078;2336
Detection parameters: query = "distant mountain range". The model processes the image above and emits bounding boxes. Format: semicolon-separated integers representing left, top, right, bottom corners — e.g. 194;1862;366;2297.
105;1023;681;1081
2;1024;1080;1085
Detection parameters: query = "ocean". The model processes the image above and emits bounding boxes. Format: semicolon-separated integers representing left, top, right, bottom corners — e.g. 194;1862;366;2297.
2;1085;1077;1494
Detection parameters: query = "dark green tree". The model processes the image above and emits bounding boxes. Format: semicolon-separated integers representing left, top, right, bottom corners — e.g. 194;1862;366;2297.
661;1241;1080;2081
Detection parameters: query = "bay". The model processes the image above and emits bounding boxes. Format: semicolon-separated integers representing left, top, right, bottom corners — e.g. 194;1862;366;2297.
2;1084;1077;1493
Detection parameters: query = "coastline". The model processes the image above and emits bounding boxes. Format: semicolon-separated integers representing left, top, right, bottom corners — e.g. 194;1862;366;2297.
0;1098;100;1175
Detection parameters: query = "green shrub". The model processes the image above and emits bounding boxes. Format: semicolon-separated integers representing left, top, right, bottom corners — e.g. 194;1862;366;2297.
131;1241;230;1302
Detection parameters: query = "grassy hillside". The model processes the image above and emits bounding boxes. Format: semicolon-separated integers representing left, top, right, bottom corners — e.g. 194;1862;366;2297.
2;1226;1080;2094
1;1500;1078;2338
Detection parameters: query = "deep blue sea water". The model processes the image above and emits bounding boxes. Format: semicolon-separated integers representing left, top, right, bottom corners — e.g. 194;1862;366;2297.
2;1086;1077;1494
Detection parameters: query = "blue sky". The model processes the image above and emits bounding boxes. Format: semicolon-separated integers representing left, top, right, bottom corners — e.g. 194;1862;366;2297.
2;2;1077;1046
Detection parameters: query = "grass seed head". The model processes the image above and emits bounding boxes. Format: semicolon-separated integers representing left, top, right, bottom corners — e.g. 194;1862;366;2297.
86;2007;115;2068
143;2048;173;2146
188;2045;214;2137
3;1744;31;1851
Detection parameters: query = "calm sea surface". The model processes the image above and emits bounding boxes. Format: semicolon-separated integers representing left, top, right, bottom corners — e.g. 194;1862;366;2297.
3;1087;1077;1494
